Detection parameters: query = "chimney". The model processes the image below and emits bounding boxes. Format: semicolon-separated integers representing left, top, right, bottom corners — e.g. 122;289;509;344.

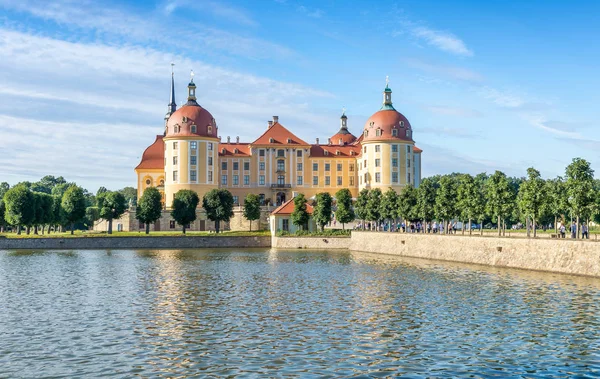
227;136;230;143
236;136;240;144
328;138;332;145
273;116;279;123
316;138;319;144
268;120;273;128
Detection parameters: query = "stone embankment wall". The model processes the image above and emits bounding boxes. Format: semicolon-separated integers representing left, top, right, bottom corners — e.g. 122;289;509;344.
0;236;271;250
350;231;600;277
272;236;351;250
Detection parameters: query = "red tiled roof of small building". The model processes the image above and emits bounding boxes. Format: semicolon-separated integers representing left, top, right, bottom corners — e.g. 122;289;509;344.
252;122;310;146
219;143;251;156
135;135;165;170
414;146;423;153
271;198;314;215
309;144;361;158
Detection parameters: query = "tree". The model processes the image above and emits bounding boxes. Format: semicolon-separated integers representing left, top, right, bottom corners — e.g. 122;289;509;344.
565;158;595;238
85;207;100;230
291;193;310;231
486;171;516;236
202;189;233;233
36;193;54;234
51;182;74;199
379;188;399;232
366;188;382;230
98;191;127;234
136;187;163;234
51;195;64;233
119;186;137;206
518;167;546;237
243;194;261;231
435;175;458;233
473;173;488;235
313;192;333;232
417;177;438;226
3;184;35;234
335;189;355;230
398;185;418;228
0;199;6;233
31;175;66;194
0;182;10;199
456;174;487;235
354;189;369;225
62;186;87;235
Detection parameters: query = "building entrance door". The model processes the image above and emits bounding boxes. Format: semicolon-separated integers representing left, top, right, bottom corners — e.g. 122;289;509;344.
199;220;206;231
154;221;161;231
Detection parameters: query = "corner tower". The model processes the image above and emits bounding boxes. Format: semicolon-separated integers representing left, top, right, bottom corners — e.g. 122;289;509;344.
163;70;220;207
359;78;421;192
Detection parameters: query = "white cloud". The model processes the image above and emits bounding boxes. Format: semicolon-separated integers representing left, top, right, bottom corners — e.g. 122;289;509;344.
404;58;483;83
477;86;526;108
411;26;473;57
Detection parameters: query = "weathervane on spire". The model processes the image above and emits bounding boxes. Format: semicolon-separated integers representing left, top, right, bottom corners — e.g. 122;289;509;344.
385;75;389;87
190;69;195;82
342;106;346;115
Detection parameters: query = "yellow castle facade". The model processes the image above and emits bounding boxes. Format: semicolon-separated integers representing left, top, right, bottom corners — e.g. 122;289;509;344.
135;72;422;210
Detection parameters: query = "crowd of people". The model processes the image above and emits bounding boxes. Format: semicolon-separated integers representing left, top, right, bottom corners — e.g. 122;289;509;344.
354;221;461;234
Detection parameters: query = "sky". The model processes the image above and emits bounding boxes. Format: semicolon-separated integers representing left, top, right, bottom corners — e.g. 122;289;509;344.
1;0;600;191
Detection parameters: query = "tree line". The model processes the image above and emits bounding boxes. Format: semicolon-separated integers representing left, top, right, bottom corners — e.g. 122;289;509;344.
284;158;599;239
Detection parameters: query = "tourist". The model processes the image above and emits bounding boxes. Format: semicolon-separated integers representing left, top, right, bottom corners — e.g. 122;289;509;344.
582;222;589;239
433;221;438;234
571;221;577;239
560;223;566;238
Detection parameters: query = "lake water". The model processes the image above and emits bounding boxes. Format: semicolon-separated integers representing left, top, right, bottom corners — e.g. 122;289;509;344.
1;249;600;378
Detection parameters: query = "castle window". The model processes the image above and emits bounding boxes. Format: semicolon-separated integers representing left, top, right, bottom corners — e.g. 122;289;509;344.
233;175;239;185
375;172;381;183
208;126;212;134
173;171;178;181
392;158;398;167
259;162;265;171
336;150;340;155
259;175;265;185
324;150;329;156
407;145;412;153
190;171;197;182
408;159;411;168
191;125;197;133
269;138;274;143
277;149;285;157
325;163;330;172
234;148;239;154
259;149;265;157
222;162;227;170
190;141;197;149
183;116;188;123
350;151;355;156
233;162;239;171
244;162;250;170
337;176;342;186
337;163;342;171
297;150;302;157
392;145;398;153
297;163;303;171
313;176;318;185
400;121;404;127
173;156;178;165
208;142;213;151
173;142;178;149
297;176;303;185
277;175;285;186
364;130;368;137
392;129;398;137
221;148;226;155
375;159;381;167
392;172;398;183
190;156;197;165
208;157;212;166
208;171;213;181
406;130;411;138
349;164;354;172
233;196;239;205
325;176;331;186
363;146;367;153
375;145;381;152
408;173;411;183
287;138;292;143
244;175;250;185
349;177;354;186
277;160;285;171
313;163;318;171
376;129;381;137
221;175;227;185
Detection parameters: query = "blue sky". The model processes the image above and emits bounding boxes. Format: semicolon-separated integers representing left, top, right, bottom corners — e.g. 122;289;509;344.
1;0;599;191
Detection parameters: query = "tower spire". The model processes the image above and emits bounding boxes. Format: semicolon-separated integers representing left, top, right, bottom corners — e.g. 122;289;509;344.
381;76;394;110
340;106;348;130
168;62;176;114
187;69;197;104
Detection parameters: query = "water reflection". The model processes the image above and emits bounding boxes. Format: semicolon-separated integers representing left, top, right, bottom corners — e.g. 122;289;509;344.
1;248;600;377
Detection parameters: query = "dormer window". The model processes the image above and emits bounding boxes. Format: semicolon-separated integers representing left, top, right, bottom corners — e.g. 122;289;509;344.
364;130;368;137
392;129;398;137
183;116;188;123
269;138;274;143
350;151;355;156
191;125;197;133
208;125;212;134
221;148;226;154
339;138;343;145
234;148;239;154
324;150;329;156
400;121;404;127
336;150;340;155
406;130;411;138
375;129;381;137
287;138;292;143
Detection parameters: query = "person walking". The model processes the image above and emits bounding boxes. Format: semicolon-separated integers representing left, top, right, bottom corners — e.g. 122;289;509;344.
571;221;577;239
560;223;566;238
582;222;589;239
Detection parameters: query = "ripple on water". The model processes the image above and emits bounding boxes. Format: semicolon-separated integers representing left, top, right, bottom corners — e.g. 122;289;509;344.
1;249;600;377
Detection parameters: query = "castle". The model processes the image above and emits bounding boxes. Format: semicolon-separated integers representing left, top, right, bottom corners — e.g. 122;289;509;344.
97;71;422;232
135;71;422;211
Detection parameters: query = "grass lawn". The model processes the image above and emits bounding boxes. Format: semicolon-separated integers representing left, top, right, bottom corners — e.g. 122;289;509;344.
0;230;271;239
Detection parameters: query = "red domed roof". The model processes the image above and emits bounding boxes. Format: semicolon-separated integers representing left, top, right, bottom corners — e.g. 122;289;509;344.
363;109;413;142
135;135;165;170
165;104;218;138
330;128;357;145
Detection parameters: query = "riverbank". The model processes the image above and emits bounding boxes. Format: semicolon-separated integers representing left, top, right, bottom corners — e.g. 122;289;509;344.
349;231;600;277
0;235;271;249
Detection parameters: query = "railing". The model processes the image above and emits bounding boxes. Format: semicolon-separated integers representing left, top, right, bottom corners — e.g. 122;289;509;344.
270;184;292;189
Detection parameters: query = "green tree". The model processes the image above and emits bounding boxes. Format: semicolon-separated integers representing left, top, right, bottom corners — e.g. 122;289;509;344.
354;189;369;225
0;199;5;233
313;192;333;232
417;177;438;226
98;191;127;234
435;175;458;233
366;188;382;230
62;186;87;235
3;184;35;234
518;167;546;237
335;188;355;230
473;173;489;235
202;189;234;233
31;175;66;194
379;188;399;232
398;185;418;229
546;177;567;233
291;193;310;231
136;187;163;234
36;193;54;234
457;174;486;235
242;194;261;231
565;158;595;238
51;182;74;199
119;186;137;206
85;207;100;229
0;182;9;199
51;195;64;233
486;171;516;236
